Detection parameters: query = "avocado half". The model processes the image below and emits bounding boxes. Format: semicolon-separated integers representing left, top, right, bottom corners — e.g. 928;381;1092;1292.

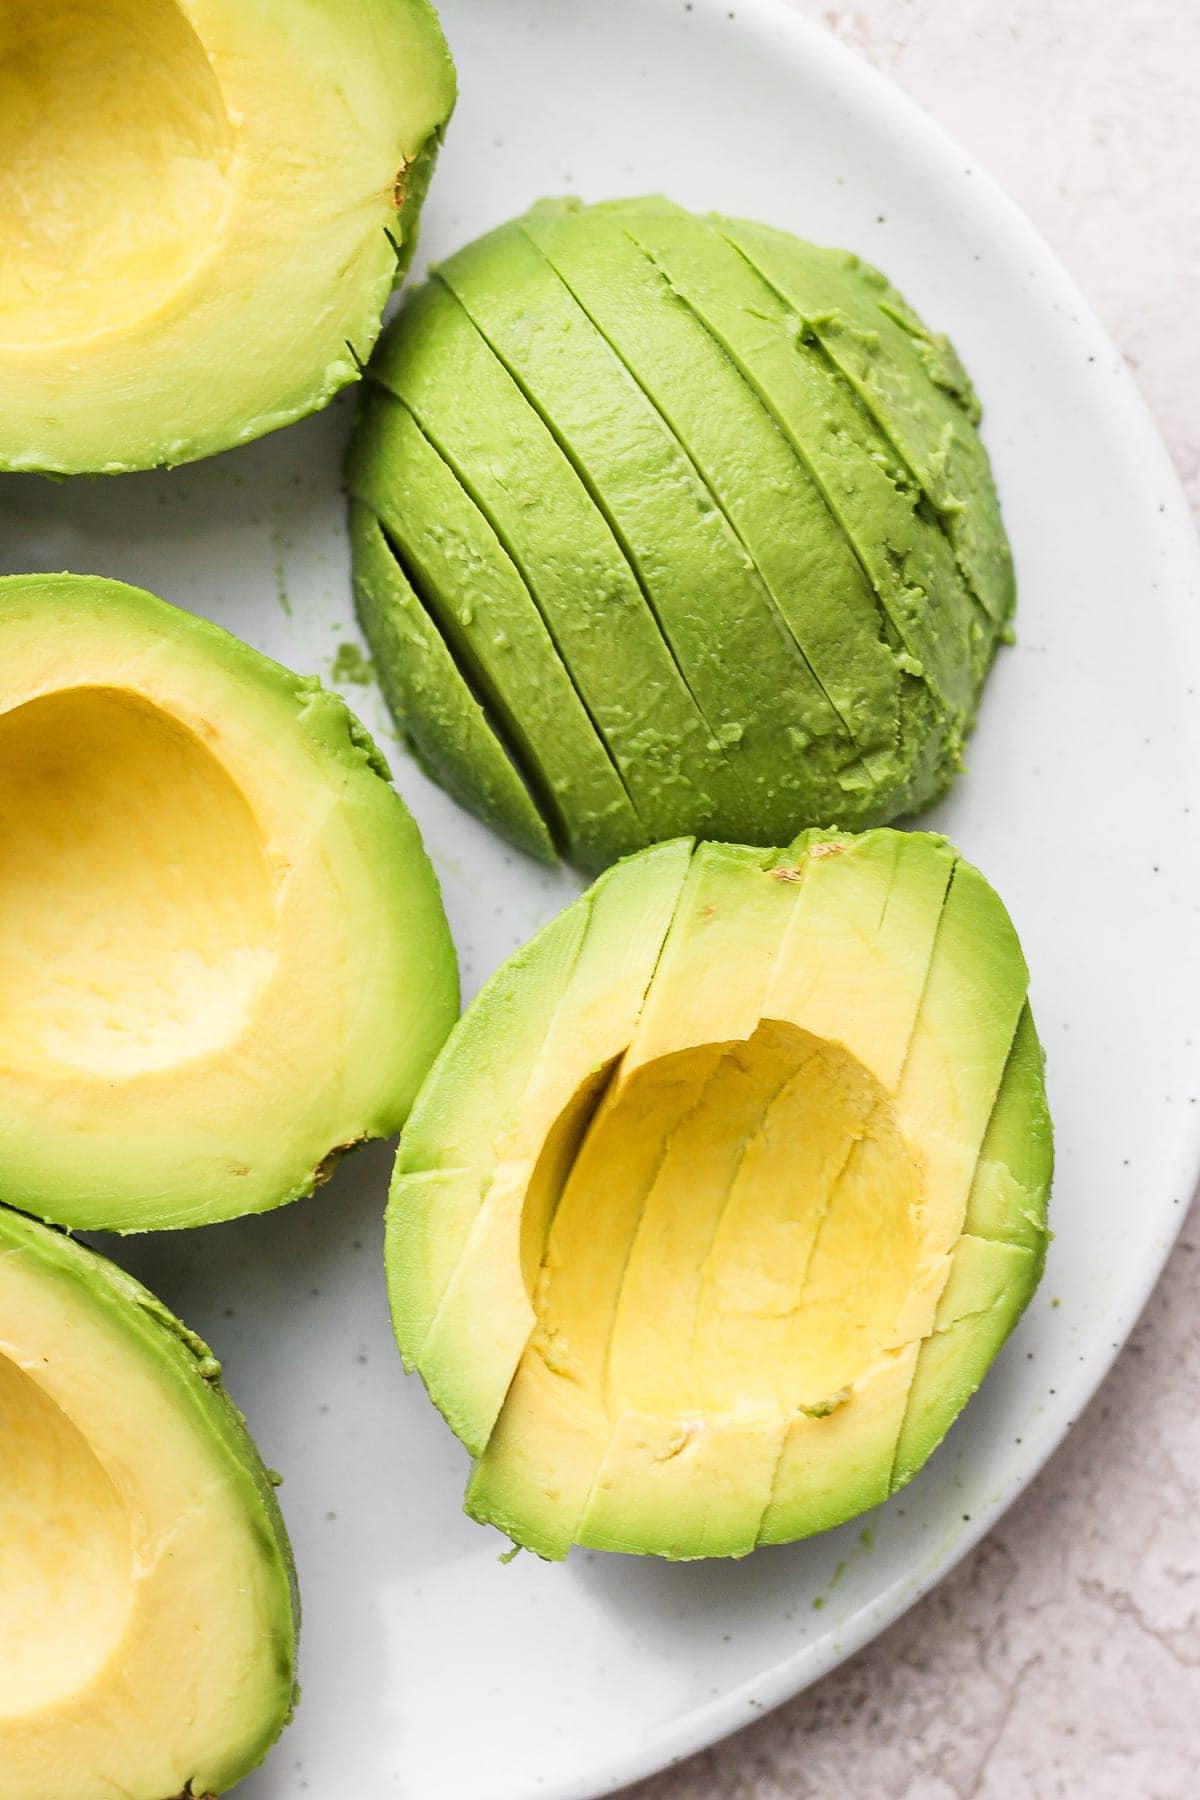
0;574;457;1232
348;196;1014;872
0;0;455;473
0;1204;297;1799
387;829;1051;1559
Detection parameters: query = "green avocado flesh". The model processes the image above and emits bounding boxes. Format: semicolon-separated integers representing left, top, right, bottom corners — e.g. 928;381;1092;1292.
351;197;1014;871
386;829;1050;1560
0;1204;297;1799
0;573;458;1232
0;0;455;473
347;385;643;871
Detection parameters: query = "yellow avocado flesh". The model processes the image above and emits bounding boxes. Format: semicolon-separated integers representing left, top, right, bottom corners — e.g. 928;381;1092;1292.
389;831;1050;1559
0;0;232;353
400;839;694;1452
0;575;457;1232
0;686;275;1080
0;0;454;472
0;1205;296;1800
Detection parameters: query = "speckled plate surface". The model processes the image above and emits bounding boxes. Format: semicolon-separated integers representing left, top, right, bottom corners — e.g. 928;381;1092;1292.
4;1;1200;1796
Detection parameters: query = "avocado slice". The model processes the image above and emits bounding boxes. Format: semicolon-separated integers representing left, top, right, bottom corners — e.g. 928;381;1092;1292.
398;838;693;1453
0;1203;296;1797
347;386;646;871
349;500;555;863
887;1005;1051;1491
518;199;897;800
354;199;1013;865
388;828;1051;1559
0;573;457;1231
432;219;846;846
716;219;1015;626
361;277;735;843
603;199;995;793
757;848;1033;1543
0;0;454;473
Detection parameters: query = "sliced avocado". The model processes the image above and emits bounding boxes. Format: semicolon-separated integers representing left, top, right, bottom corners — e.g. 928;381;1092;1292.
0;1204;297;1798
578;1407;784;1559
465;846;799;1553
580;831;956;1553
890;1236;1040;1491
347;386;645;871
355;200;1012;864
364;279;733;842
964;1003;1054;1249
888;1008;1052;1491
619;840;804;1069
388;828;1051;1559
0;573;457;1231
349;499;555;863
673;206;996;688
433;219;843;847
892;854;1030;1269
720;220;1015;625
758;1342;922;1544
758;847;1032;1542
520;199;897;802
0;0;454;473
407;839;693;1452
604;200;991;799
761;827;956;1086
387;887;593;1375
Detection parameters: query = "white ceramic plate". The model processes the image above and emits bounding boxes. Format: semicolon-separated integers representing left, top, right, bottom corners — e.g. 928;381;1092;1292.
5;1;1200;1795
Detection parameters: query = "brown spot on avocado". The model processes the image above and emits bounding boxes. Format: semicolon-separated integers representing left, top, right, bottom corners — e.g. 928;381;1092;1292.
313;1139;363;1186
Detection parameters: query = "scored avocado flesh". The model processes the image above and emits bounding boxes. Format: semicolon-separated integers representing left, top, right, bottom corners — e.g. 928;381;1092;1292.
365;279;737;845
611;206;993;716
347;385;644;871
608;195;1005;647
717;215;1015;626
602;200;999;790
433;220;860;847
349;499;555;863
407;840;694;1453
518;200;897;801
389;829;1049;1560
353;200;1013;865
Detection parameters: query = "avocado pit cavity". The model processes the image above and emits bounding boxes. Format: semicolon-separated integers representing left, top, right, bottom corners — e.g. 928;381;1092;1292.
527;1021;922;1426
0;0;233;351
0;1351;133;1717
0;686;277;1079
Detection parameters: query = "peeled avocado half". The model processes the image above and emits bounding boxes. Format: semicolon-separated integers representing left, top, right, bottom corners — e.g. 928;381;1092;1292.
0;1204;297;1800
0;574;457;1232
387;830;1051;1559
0;0;455;473
350;196;1014;871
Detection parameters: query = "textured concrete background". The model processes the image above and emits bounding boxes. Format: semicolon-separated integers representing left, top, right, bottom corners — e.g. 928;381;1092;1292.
624;2;1200;1796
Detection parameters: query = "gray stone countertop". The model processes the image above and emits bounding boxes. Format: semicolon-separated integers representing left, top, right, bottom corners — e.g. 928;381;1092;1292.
624;2;1200;1795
